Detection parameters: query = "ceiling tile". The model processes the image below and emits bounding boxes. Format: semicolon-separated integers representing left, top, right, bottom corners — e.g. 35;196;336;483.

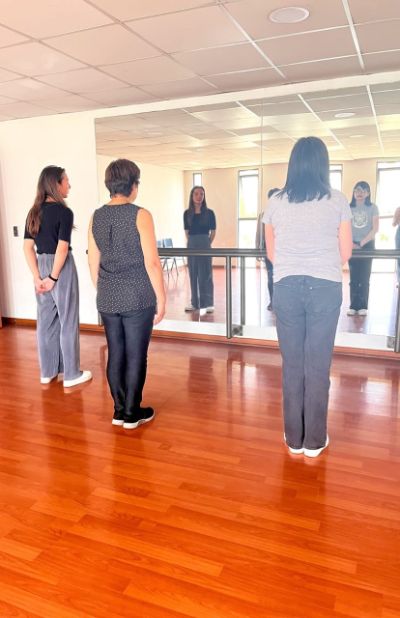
89;0;211;21
88;87;155;106
281;56;362;81
371;81;400;93
40;95;103;113
304;93;371;112
37;68;127;92
172;43;267;75
207;68;284;91
0;78;70;101
246;100;310;116
0;0;112;38
363;50;400;73
140;77;218;98
127;6;247;53
258;27;356;66
349;0;400;23
0;43;85;76
317;107;373;121
46;25;159;66
0;100;54;118
0;94;15;104
0;66;20;82
372;90;400;105
0;24;28;47
356;21;400;54
226;0;348;40
102;56;195;85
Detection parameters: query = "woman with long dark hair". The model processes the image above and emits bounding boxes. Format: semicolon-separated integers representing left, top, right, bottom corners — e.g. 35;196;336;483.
88;159;165;429
347;181;379;316
184;185;216;315
23;166;91;387
264;137;353;457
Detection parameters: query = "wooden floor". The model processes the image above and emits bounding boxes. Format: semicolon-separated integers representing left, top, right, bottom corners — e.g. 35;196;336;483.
0;325;399;618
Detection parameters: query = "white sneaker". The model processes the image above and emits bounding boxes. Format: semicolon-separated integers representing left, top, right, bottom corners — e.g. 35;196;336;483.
185;304;196;312
304;436;329;458
357;309;368;316
40;375;57;384
206;306;214;313
347;309;356;316
64;370;92;388
199;308;207;316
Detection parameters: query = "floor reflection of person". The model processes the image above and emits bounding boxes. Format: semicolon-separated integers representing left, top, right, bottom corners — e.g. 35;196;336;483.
88;159;165;429
393;207;400;284
347;181;379;316
23;165;92;388
256;188;280;311
184;186;216;315
264;137;353;458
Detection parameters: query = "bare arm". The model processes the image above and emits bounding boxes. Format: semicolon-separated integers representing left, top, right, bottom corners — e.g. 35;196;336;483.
23;239;44;293
360;215;379;246
40;240;70;292
265;224;275;263
209;230;216;244
339;220;353;264
137;208;166;325
88;215;101;288
393;207;400;227
185;230;189;242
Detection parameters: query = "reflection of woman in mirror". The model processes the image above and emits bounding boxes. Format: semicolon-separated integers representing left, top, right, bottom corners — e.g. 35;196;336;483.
23;165;92;388
393;207;400;284
184;186;216;315
264;137;353;458
256;187;280;311
347;181;379;316
88;159;165;429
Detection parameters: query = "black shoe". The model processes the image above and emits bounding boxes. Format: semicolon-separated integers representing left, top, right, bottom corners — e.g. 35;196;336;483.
111;410;125;426
123;407;155;430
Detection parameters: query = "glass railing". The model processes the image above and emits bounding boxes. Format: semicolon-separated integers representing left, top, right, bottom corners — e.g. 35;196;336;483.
156;247;400;354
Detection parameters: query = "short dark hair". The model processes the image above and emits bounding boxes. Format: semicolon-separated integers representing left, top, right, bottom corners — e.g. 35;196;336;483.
350;181;372;207
281;136;331;203
105;158;140;197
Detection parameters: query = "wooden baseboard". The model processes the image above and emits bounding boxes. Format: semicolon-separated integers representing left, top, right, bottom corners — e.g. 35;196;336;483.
3;316;398;359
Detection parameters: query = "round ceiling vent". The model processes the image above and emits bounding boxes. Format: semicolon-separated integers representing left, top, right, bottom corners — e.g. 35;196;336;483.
269;6;310;23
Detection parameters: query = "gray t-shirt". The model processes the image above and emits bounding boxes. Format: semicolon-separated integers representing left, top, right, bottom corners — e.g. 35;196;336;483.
351;203;379;242
262;189;352;283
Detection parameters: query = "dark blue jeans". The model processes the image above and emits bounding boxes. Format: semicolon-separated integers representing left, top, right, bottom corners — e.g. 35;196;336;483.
273;276;342;450
101;306;155;419
348;240;374;310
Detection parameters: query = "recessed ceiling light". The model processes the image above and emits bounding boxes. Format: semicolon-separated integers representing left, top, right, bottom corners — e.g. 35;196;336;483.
269;6;310;23
334;112;356;118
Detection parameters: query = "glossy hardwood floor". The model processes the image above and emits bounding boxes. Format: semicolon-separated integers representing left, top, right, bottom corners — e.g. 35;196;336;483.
0;325;399;618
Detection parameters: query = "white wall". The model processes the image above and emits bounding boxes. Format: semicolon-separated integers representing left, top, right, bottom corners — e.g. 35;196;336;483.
0;112;99;323
96;155;186;247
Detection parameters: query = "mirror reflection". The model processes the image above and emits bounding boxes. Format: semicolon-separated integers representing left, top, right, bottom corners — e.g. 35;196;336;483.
95;80;400;351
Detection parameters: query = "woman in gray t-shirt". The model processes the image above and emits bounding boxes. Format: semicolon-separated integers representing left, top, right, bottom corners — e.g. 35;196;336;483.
264;137;353;458
347;181;379;316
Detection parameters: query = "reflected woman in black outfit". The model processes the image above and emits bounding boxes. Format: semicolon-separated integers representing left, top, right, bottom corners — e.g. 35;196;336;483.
184;186;216;314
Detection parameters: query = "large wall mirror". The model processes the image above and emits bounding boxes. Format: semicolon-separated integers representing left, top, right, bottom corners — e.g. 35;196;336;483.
94;77;400;353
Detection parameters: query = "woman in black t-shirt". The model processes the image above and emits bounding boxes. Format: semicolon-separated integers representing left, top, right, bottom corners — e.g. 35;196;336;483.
23;166;91;388
183;186;216;314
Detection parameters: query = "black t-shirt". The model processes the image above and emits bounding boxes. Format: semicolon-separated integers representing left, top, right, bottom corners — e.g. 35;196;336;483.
183;209;216;235
24;202;73;254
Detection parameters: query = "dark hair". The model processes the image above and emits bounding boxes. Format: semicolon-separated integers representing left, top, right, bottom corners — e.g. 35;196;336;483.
187;185;208;226
281;136;331;203
268;187;280;199
26;165;66;237
350;181;372;207
105;158;140;197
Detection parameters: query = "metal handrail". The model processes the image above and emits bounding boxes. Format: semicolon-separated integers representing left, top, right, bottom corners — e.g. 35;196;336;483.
158;247;400;352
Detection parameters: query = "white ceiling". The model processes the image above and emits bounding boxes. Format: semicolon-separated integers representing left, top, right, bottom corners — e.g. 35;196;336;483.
0;0;399;166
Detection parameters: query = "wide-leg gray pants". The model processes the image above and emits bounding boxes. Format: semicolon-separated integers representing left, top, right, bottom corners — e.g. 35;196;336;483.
36;252;80;381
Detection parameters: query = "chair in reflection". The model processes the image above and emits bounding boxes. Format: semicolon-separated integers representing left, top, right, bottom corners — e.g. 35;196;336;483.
161;238;179;276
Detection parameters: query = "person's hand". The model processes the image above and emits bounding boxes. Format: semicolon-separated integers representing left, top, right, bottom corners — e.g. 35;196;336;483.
34;277;46;294
40;277;56;292
352;242;360;250
153;301;166;325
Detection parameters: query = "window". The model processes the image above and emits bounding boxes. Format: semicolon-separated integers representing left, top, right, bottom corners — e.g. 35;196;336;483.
329;164;342;191
238;169;259;249
376;162;400;216
193;172;202;187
